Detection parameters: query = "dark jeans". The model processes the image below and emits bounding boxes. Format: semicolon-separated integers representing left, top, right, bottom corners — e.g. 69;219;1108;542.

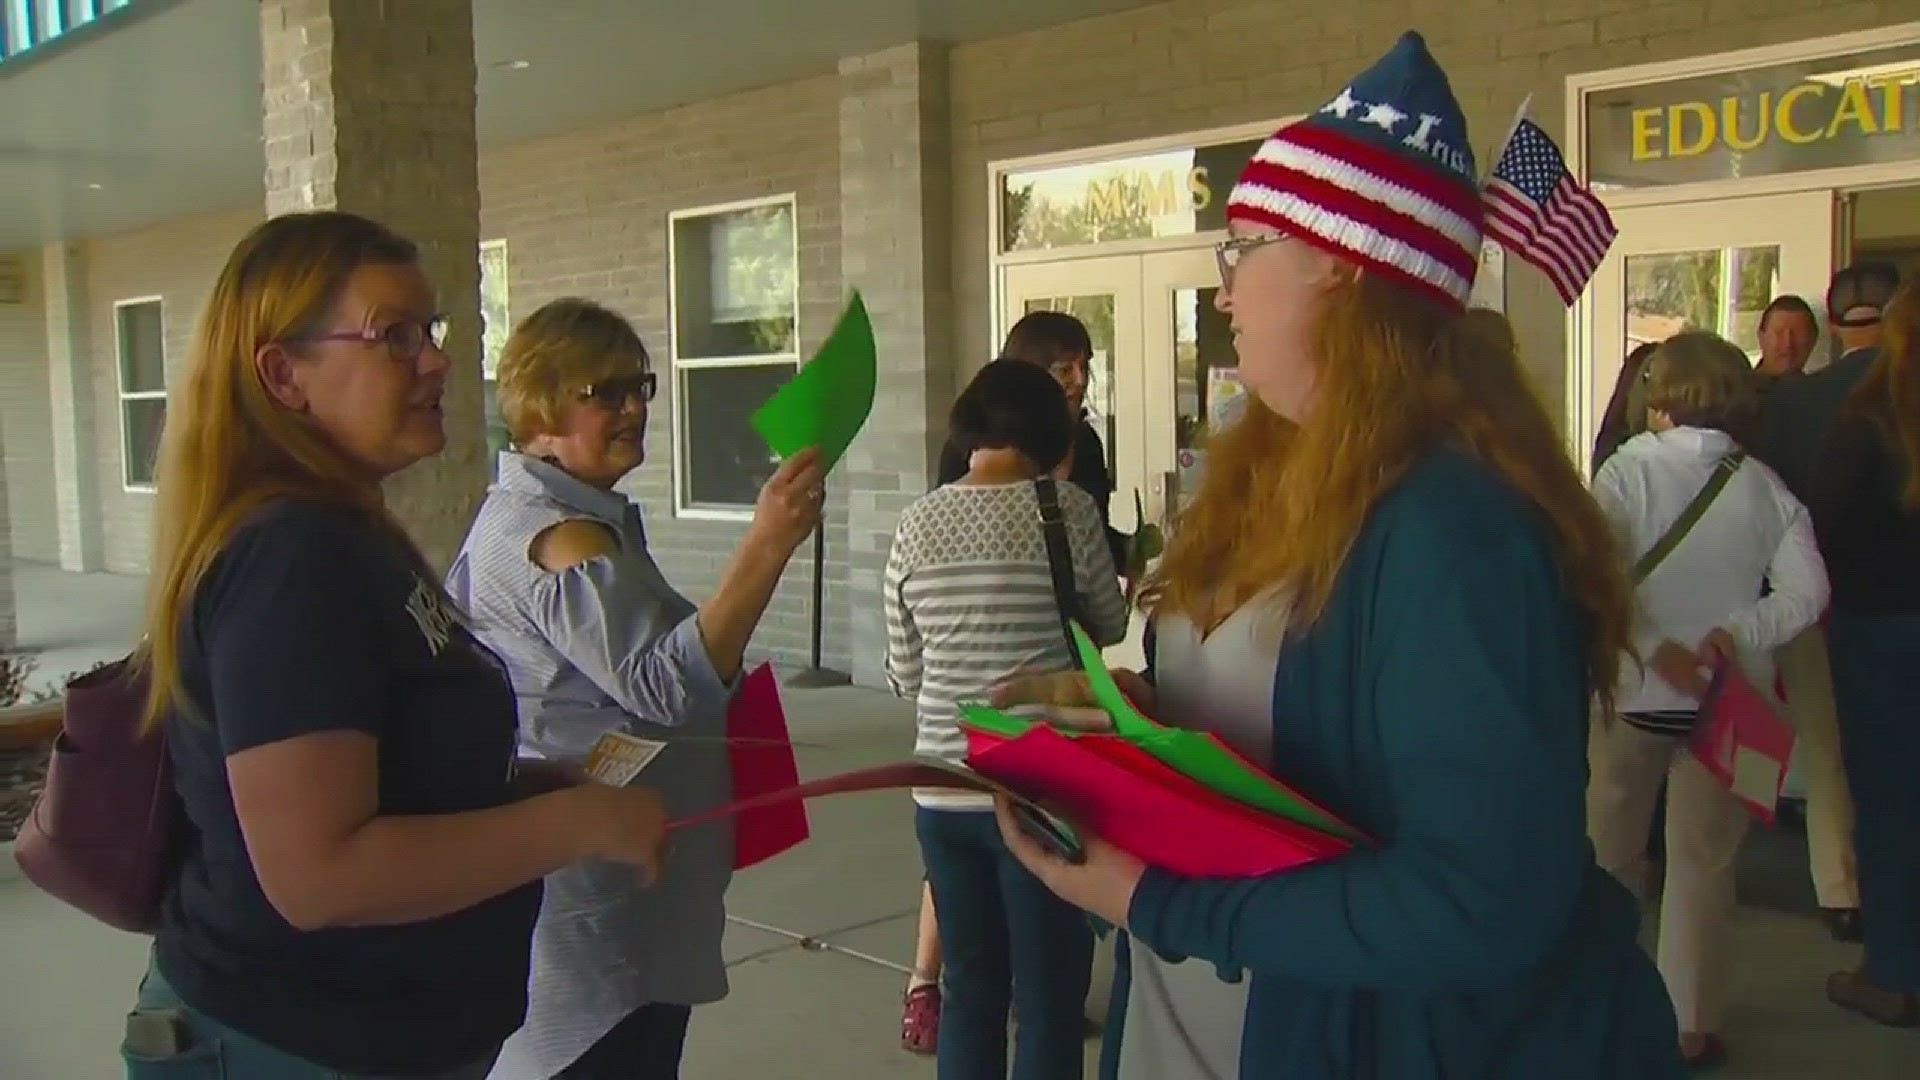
916;806;1093;1080
557;1004;693;1079
1829;609;1920;991
124;957;498;1080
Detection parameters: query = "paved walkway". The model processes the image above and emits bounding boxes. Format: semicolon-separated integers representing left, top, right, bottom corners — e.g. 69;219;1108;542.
1;560;145;699
0;564;1914;1078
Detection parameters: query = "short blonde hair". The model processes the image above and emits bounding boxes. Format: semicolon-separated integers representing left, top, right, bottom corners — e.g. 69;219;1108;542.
1643;330;1757;433
497;298;648;445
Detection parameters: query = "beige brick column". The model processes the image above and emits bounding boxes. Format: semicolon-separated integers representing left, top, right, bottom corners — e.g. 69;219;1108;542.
0;406;12;649
260;0;486;571
838;44;955;688
42;242;104;573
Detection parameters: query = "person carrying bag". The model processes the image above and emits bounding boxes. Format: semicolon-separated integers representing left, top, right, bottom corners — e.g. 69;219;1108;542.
1586;331;1829;1069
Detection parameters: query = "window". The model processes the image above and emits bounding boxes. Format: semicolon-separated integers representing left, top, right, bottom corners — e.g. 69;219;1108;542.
668;196;799;516
113;297;166;491
479;239;511;471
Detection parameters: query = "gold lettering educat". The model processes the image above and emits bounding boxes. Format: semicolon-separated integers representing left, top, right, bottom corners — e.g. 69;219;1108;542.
1629;73;1917;161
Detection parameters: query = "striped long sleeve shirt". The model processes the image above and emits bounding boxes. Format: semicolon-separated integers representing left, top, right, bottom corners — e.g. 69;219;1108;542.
883;479;1130;810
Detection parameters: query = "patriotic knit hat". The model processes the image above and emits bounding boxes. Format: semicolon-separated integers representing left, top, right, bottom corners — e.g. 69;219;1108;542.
1227;31;1483;309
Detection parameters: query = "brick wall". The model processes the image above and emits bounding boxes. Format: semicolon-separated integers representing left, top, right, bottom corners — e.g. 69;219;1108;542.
0;253;54;563
21;0;1910;656
480;74;850;672
81;209;259;573
946;0;1909;417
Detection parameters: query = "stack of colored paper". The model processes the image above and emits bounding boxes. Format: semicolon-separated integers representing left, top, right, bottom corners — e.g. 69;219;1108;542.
1690;658;1796;826
959;624;1362;878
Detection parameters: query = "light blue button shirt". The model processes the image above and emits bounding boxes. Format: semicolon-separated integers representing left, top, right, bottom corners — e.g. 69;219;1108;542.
447;453;737;1080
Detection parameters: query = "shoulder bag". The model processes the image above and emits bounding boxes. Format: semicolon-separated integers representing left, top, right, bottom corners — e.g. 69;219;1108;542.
13;656;183;933
1034;478;1085;663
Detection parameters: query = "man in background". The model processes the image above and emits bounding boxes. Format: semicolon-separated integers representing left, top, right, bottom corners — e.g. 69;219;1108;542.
1754;294;1820;378
1750;263;1901;943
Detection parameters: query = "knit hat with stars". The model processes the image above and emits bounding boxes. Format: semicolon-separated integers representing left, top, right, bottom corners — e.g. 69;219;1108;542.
1227;31;1484;309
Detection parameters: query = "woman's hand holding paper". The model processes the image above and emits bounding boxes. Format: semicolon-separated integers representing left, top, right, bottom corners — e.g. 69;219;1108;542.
989;667;1157;733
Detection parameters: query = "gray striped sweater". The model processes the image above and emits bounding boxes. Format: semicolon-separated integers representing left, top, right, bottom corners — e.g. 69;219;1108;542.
883;479;1131;809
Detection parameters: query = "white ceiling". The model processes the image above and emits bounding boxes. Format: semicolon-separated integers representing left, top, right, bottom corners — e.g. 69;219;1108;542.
0;0;1160;251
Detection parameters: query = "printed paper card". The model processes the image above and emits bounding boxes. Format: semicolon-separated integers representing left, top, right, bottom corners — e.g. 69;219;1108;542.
587;732;667;787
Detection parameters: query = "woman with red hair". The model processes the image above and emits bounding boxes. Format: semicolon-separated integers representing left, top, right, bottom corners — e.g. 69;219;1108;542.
989;32;1684;1078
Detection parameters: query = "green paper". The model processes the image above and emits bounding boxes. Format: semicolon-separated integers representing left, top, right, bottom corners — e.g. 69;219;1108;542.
750;291;878;470
961;624;1361;840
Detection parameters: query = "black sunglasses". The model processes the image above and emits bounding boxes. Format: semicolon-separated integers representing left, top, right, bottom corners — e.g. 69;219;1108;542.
580;372;657;409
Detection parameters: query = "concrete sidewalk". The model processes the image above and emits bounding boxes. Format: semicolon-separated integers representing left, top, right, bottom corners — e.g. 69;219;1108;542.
4;682;1916;1077
1;560;145;700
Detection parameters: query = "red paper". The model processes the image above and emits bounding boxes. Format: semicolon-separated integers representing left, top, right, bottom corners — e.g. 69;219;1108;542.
672;760;1027;831
724;664;809;869
966;725;1353;877
1690;660;1797;825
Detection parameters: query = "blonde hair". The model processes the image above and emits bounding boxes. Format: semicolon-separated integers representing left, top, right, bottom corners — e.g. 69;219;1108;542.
1643;330;1759;434
1143;280;1633;716
137;212;429;732
496;299;648;445
1856;283;1920;508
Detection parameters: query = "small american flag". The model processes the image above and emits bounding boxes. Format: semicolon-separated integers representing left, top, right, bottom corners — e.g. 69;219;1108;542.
1482;119;1617;305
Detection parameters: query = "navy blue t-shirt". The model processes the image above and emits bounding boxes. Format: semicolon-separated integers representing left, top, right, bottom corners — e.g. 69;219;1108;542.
154;500;542;1076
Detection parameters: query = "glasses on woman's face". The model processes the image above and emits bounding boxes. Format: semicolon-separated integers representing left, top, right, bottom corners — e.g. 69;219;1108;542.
300;315;449;361
1214;234;1287;292
579;372;657;410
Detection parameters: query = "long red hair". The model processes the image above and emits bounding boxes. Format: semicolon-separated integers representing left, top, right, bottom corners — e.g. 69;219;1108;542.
1855;283;1920;508
1143;277;1632;714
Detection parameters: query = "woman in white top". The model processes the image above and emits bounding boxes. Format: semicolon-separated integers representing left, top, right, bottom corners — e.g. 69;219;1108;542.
884;357;1129;1080
1587;330;1830;1070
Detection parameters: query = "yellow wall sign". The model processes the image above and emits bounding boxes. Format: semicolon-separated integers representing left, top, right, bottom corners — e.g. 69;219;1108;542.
1586;45;1920;190
1086;166;1217;220
1000;138;1260;252
1630;74;1916;161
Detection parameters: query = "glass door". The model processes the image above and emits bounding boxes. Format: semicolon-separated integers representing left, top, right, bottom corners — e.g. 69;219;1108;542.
1001;257;1150;537
1582;190;1835;471
1001;248;1227;672
1142;248;1231;533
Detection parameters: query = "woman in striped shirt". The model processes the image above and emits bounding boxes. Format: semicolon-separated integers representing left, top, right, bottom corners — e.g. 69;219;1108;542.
885;358;1129;1079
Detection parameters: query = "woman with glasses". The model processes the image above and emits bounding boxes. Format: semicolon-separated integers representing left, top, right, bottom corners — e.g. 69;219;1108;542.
447;299;825;1079
985;33;1683;1078
124;214;670;1080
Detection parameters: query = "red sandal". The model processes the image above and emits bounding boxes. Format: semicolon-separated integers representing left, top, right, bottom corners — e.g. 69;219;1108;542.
901;983;941;1055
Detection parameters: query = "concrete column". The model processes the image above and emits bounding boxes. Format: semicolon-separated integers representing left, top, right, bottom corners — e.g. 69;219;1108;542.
0;405;12;650
838;44;955;689
41;242;104;573
259;0;486;572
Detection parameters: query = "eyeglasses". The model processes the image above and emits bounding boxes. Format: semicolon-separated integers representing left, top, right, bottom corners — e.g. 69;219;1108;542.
1214;234;1287;291
300;315;449;361
580;372;657;409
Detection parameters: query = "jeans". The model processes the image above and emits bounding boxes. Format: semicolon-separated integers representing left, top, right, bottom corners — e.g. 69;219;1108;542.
1828;609;1920;991
123;958;500;1080
917;806;1093;1080
557;1004;693;1079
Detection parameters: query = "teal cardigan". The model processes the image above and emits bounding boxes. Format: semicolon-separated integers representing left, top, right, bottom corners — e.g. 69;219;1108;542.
1114;450;1685;1078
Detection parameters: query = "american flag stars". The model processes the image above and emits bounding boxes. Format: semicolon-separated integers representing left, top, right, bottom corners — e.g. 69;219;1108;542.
1318;84;1472;177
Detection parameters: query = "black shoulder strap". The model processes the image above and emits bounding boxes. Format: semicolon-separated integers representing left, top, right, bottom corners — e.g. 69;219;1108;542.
1633;451;1745;583
1034;478;1083;662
